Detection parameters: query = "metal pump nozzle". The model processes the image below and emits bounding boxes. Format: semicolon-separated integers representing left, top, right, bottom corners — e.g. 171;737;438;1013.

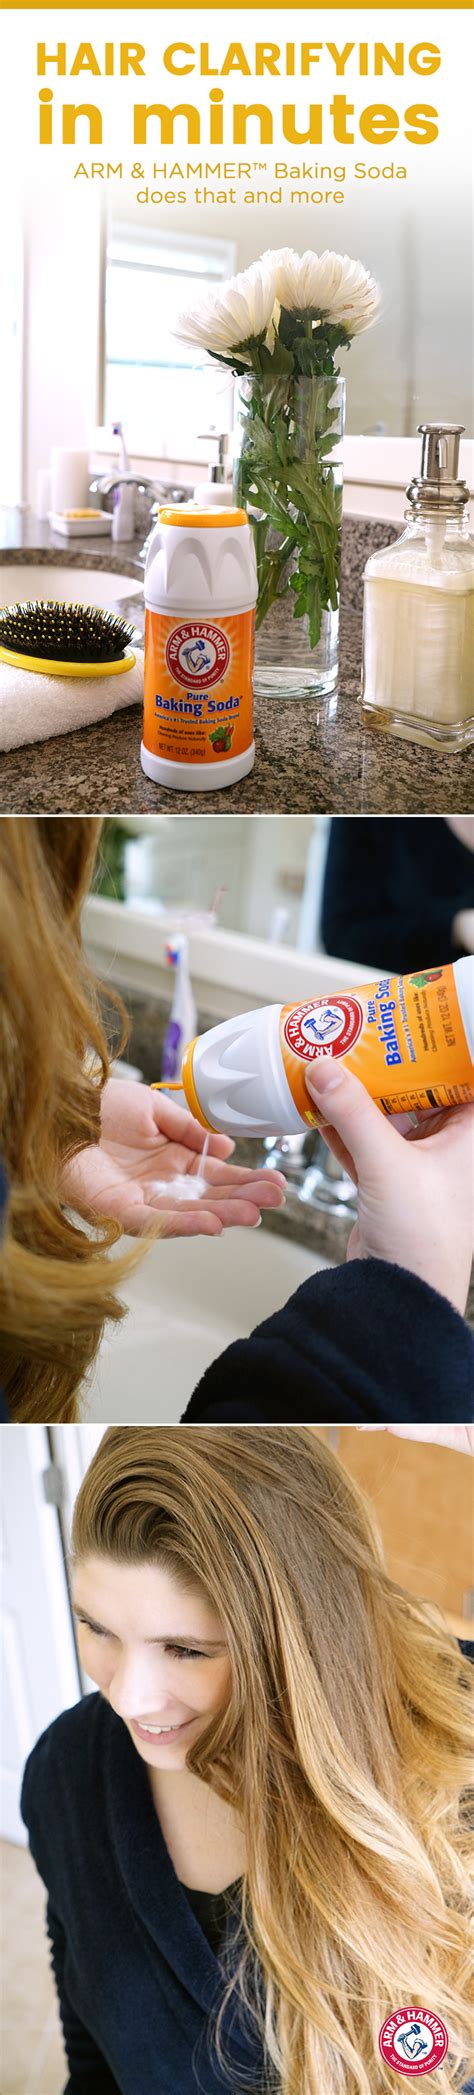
407;423;469;515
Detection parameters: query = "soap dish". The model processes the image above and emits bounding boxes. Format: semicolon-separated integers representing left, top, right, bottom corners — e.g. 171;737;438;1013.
48;510;113;538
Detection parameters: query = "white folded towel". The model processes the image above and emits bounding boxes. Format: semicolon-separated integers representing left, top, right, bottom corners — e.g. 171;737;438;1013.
0;650;144;752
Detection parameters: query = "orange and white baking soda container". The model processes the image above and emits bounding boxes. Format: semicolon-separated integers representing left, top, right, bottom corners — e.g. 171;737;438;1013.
141;506;257;791
180;959;474;1135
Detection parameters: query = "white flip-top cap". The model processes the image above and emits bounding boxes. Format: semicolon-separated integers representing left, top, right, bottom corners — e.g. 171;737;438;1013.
145;506;258;616
186;1005;304;1136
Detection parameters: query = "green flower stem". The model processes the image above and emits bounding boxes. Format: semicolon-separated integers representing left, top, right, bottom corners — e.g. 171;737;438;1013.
235;368;343;649
209;315;347;649
228;318;343;641
253;533;296;629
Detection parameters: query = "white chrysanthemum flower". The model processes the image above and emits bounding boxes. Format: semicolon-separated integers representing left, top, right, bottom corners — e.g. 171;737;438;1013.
261;247;381;336
174;255;279;357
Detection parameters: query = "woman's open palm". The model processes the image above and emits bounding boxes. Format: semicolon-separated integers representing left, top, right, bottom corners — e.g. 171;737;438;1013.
61;1078;286;1237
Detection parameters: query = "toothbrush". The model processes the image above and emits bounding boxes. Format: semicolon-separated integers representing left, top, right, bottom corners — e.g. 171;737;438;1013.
112;421;131;475
161;937;197;1088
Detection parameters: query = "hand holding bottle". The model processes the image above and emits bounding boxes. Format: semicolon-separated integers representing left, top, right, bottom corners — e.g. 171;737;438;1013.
305;1060;474;1317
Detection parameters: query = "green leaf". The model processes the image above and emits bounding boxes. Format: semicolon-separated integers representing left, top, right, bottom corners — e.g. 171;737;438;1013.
277;306;300;350
259;339;294;378
292;336;325;377
316;433;341;457
234;365;342;648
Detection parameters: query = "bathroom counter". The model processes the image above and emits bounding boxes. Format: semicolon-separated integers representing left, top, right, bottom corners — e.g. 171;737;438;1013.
1;513;473;814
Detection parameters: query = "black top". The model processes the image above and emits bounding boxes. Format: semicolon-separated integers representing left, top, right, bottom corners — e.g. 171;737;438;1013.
181;1259;474;1423
21;1694;262;2095
184;1881;242;1957
321;817;474;975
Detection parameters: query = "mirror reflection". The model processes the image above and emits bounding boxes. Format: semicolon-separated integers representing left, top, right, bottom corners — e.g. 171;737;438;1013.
95;815;474;968
103;180;472;446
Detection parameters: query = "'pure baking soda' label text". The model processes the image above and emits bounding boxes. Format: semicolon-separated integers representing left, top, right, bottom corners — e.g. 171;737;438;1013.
144;609;254;765
280;966;474;1122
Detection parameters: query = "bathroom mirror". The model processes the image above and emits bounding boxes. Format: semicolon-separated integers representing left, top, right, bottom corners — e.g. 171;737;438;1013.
101;179;473;447
94;815;474;971
95;815;325;950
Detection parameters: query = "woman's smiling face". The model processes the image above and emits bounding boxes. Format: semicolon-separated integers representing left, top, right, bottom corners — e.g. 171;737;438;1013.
72;1556;232;1769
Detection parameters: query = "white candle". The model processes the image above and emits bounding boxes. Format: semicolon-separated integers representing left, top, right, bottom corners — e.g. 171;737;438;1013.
50;447;89;513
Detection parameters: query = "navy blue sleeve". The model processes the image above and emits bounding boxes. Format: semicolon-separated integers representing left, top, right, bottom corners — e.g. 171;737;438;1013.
22;1749;121;2095
181;1260;474;1424
46;1901;121;2095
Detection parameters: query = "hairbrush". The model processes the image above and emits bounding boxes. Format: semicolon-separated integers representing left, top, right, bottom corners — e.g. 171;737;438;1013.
0;600;137;678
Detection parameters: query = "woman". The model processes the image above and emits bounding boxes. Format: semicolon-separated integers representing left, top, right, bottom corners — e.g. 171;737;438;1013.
0;818;285;1422
21;1426;473;2094
1;818;473;1425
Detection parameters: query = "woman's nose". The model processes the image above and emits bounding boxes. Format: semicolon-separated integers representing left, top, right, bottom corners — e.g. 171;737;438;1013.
108;1651;165;1718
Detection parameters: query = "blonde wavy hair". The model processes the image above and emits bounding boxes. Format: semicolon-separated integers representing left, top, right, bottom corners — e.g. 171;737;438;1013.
0;818;142;1423
72;1425;473;2095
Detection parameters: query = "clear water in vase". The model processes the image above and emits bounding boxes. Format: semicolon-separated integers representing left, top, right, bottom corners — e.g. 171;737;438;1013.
234;374;345;701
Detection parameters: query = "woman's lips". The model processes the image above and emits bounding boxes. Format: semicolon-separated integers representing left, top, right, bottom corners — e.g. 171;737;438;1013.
131;1715;196;1744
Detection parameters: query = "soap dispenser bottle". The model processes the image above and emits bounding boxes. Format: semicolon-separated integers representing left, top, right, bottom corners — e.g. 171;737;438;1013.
361;424;474;748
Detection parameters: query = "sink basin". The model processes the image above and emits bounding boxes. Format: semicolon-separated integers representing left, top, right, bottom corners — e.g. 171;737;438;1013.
0;564;143;609
84;1227;328;1423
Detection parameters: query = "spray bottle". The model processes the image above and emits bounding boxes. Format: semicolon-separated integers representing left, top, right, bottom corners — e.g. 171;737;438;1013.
177;959;474;1136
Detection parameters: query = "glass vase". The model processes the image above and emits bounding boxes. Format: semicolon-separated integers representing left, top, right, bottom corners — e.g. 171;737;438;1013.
233;373;345;699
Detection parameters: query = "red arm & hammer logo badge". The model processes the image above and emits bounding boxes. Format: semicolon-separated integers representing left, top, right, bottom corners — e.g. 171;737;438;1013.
283;996;363;1062
378;2008;449;2075
165;623;230;689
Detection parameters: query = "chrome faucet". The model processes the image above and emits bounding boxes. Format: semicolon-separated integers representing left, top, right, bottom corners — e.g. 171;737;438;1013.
262;1133;309;1182
89;474;193;558
262;1130;357;1217
296;1132;357;1215
90;469;166;506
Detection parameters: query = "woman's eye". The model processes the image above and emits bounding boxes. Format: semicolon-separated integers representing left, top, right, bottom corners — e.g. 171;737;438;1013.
78;1620;108;1638
169;1645;205;1660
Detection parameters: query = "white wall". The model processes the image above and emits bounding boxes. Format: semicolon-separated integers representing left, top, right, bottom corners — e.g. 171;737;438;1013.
0;1427;80;1843
0;205;24;506
24;182;104;508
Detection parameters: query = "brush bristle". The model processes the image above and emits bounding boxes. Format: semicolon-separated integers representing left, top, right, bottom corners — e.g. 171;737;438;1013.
0;600;135;663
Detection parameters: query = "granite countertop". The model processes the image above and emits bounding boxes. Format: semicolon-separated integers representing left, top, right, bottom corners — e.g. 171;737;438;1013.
1;510;472;814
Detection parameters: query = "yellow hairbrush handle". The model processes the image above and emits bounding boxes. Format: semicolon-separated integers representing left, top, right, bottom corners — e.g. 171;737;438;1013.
0;645;136;678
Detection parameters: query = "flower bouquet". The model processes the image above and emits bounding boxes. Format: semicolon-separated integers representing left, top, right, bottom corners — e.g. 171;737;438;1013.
175;247;380;697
